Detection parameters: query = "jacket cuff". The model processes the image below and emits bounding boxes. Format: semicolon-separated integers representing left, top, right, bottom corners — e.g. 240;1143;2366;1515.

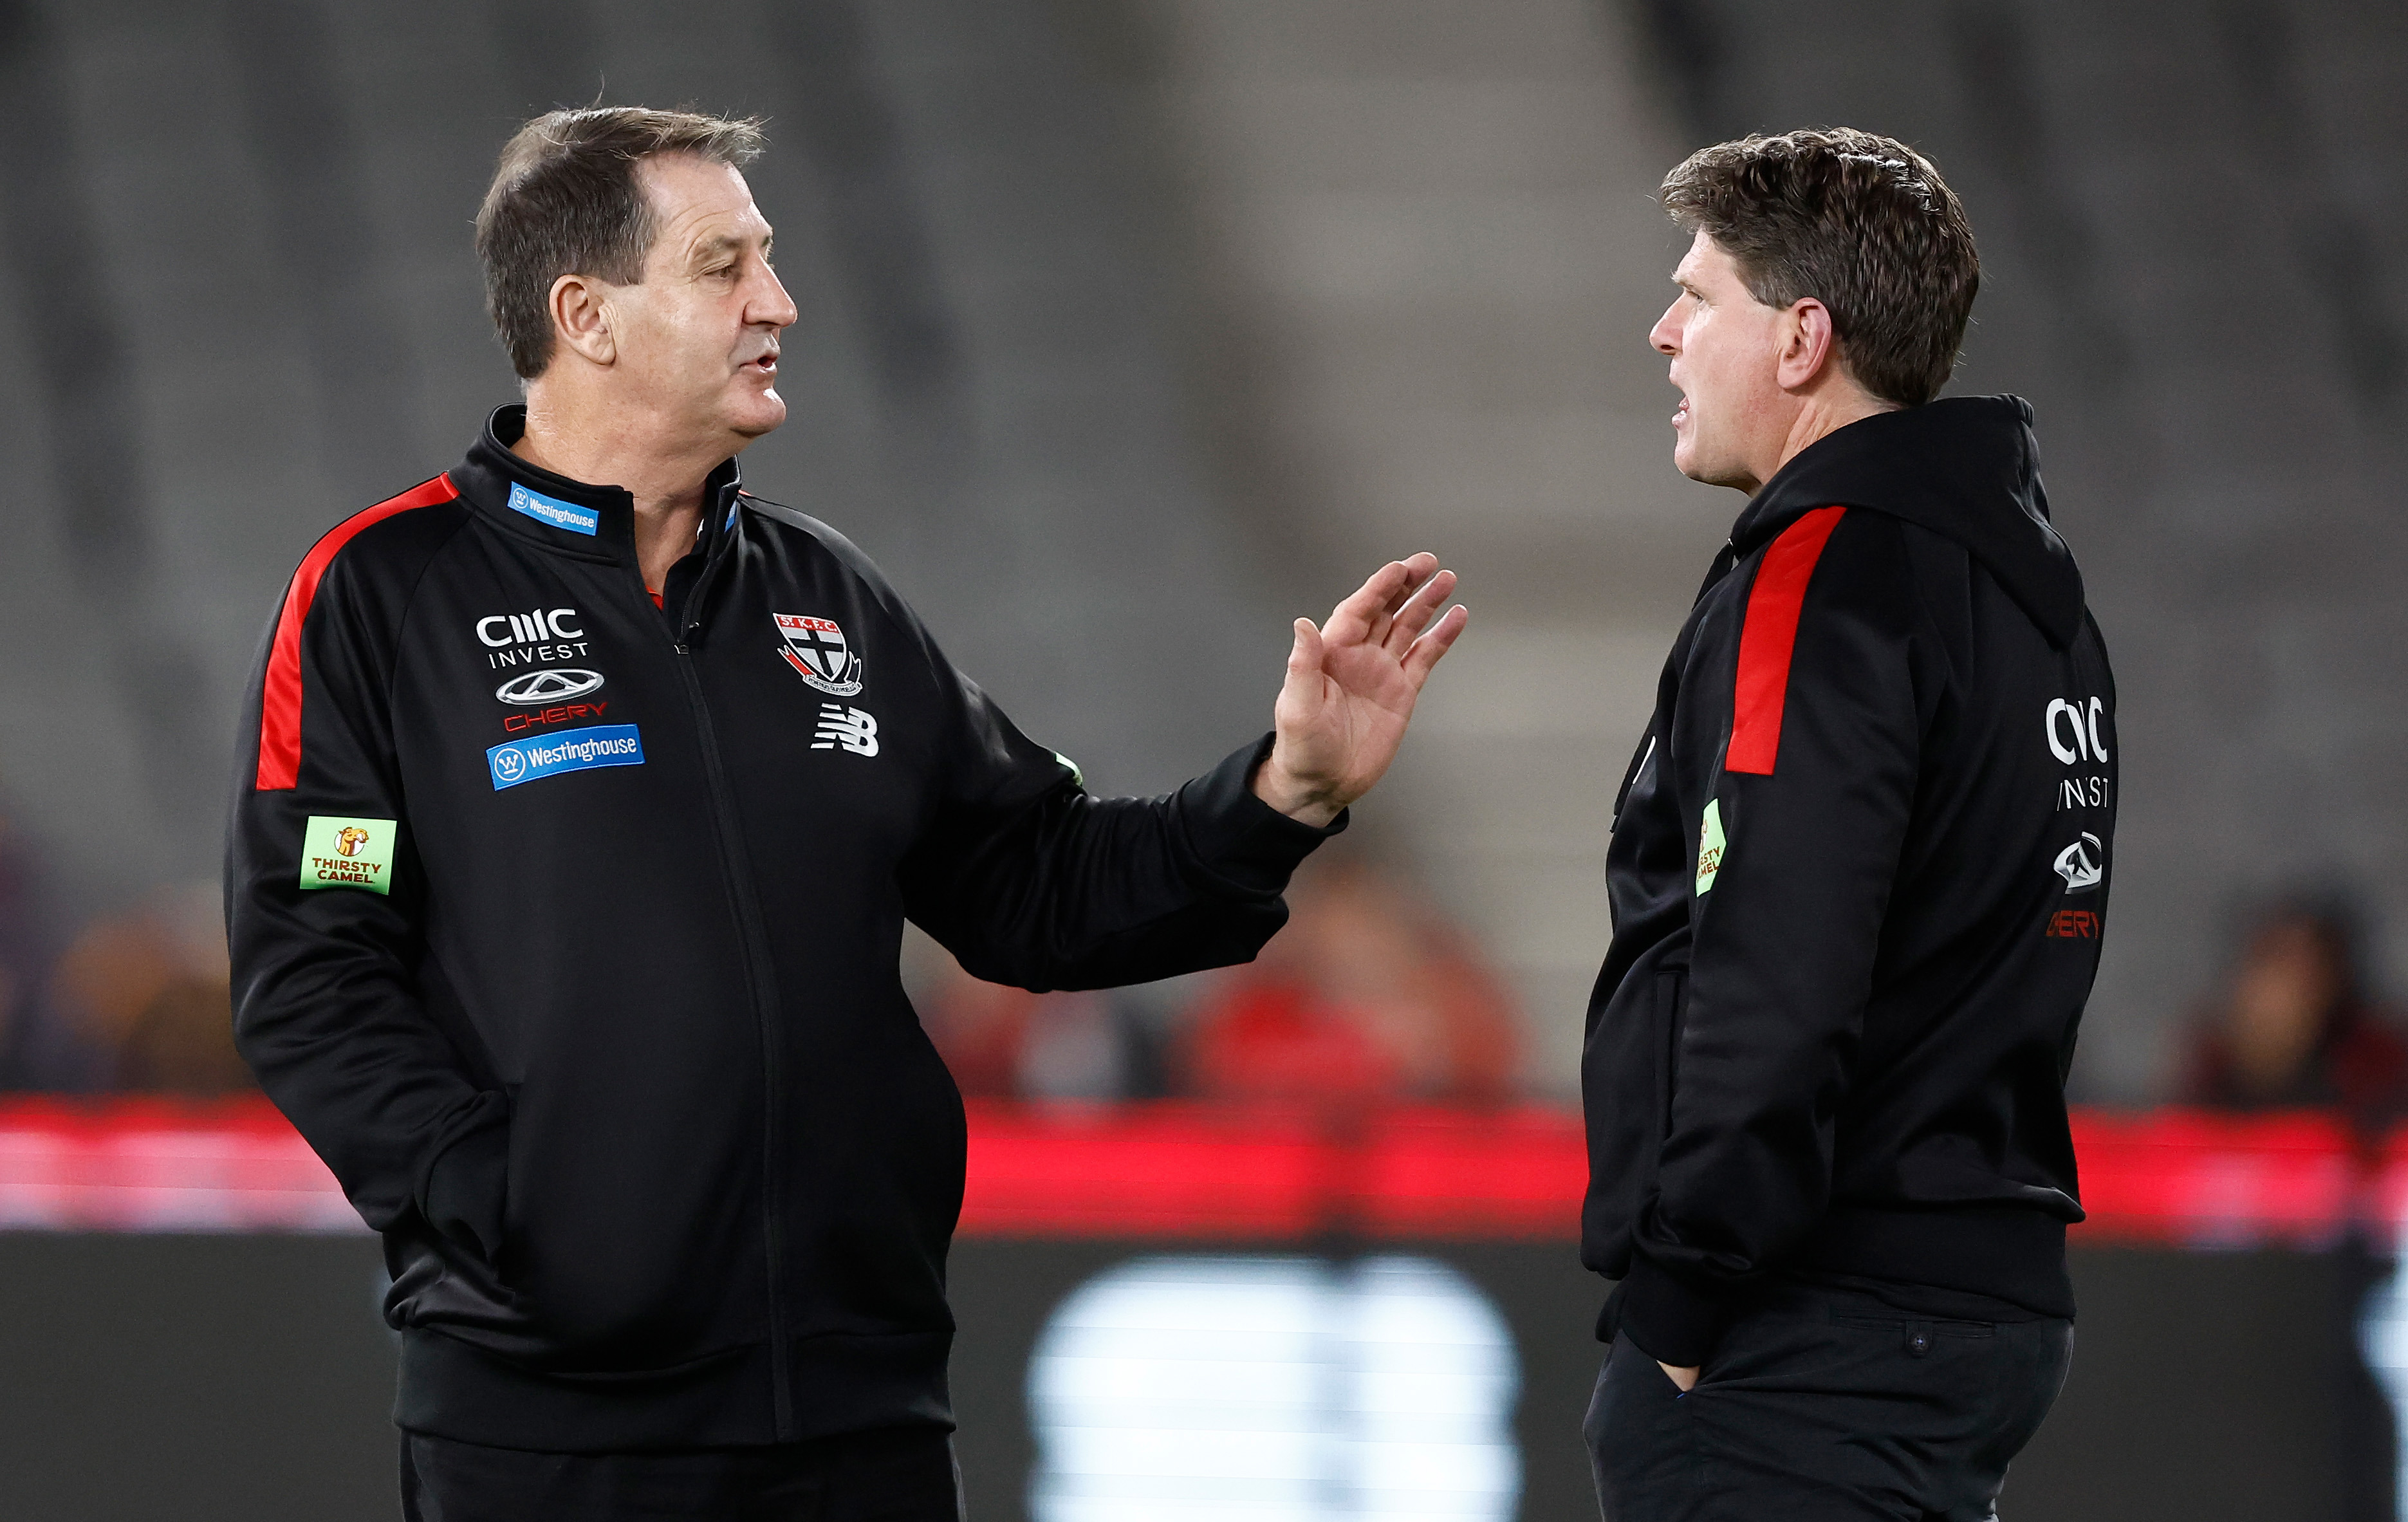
1616;1255;1727;1368
1174;733;1347;896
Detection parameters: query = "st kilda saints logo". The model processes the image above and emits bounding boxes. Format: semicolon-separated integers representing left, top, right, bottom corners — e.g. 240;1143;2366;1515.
775;614;863;696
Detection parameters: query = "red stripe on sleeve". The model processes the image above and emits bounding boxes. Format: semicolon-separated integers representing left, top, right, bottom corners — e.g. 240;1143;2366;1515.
253;474;461;791
1725;505;1848;775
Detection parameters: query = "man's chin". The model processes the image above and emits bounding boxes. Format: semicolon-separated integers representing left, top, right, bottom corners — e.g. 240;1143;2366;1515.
728;394;788;443
1673;438;1753;492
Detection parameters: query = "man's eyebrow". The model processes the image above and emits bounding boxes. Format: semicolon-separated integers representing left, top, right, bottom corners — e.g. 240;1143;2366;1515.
688;232;750;266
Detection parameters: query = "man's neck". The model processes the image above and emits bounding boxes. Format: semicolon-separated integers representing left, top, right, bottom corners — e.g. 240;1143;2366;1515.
1754;385;1896;492
512;390;726;591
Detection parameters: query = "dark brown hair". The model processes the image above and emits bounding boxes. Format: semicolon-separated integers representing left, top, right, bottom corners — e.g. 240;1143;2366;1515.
476;107;766;379
1660;128;1978;408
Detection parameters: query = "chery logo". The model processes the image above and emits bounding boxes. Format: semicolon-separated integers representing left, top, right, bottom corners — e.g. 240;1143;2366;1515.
496;669;604;705
2053;832;2104;894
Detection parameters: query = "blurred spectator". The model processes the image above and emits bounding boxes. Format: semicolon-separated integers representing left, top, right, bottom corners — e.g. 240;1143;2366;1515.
905;928;1170;1101
2178;896;2408;1134
904;857;1520;1108
1178;855;1519;1107
0;802;53;1088
45;883;250;1096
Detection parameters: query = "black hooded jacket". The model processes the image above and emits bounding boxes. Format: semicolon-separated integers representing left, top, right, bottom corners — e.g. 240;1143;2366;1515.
1582;396;2115;1367
226;407;1337;1451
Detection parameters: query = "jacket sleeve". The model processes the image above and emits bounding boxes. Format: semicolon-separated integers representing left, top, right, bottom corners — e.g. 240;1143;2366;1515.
896;650;1340;993
225;543;506;1256
1618;510;1923;1366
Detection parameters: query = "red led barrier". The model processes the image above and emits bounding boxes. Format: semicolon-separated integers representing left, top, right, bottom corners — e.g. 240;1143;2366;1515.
0;1096;362;1233
957;1102;1592;1240
959;1102;1331;1238
2067;1108;2362;1249
0;1097;2395;1247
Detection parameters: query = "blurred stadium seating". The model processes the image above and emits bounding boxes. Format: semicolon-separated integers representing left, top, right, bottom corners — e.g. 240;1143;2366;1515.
0;0;2403;1517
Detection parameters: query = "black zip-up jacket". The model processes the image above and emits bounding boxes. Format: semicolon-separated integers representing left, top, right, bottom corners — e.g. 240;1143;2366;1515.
1582;396;2115;1368
227;407;1336;1451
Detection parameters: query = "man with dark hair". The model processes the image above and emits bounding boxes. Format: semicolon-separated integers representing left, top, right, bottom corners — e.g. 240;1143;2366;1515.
1580;127;2115;1517
227;106;1465;1520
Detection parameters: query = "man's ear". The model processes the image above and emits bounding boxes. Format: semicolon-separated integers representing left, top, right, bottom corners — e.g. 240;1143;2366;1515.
1776;297;1837;392
549;273;616;367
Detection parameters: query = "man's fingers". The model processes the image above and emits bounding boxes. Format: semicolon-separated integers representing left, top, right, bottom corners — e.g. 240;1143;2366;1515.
1286;617;1326;694
1325;561;1411;645
1402;602;1468;689
1384;566;1458;654
1329;553;1444;647
1380;552;1439;611
1370;553;1443;642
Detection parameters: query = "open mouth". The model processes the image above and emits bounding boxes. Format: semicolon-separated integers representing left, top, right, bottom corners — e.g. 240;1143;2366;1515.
747;351;779;376
1672;395;1690;427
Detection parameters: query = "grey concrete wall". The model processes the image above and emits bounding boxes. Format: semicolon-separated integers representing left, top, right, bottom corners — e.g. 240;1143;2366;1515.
1621;0;2408;1096
0;0;1279;933
0;0;2398;1099
1102;0;2408;1100
1106;0;1712;1096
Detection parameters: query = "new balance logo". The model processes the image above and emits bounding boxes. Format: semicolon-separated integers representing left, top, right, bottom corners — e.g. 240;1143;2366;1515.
811;705;879;757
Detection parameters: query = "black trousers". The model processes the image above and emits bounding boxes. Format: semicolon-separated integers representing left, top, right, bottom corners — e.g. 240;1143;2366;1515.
399;1424;964;1522
1584;1283;2073;1521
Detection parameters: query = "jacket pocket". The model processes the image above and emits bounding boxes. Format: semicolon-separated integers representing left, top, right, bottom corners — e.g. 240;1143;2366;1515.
1581;951;1687;1271
421;1091;512;1263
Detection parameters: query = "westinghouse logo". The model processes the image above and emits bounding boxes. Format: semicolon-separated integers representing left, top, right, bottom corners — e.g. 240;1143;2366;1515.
505;482;600;537
486;724;645;792
299;815;397;895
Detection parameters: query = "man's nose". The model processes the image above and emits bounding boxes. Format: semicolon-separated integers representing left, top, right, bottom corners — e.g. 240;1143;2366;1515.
1650;304;1681;357
754;266;800;329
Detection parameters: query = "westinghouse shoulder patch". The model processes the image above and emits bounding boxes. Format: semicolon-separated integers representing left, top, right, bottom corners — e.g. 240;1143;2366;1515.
1696;799;1726;896
301;815;398;895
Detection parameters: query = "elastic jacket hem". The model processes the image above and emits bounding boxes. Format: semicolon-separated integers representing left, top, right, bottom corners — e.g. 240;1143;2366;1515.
1615;1203;2074;1367
395;1326;955;1453
1615;1256;1722;1368
1797;1203;2073;1319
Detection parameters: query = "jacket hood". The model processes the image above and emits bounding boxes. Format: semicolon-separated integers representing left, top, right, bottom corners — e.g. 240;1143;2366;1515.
1730;394;2086;648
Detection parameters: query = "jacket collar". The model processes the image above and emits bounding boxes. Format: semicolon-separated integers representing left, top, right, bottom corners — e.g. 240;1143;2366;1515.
1728;394;2086;649
452;404;745;561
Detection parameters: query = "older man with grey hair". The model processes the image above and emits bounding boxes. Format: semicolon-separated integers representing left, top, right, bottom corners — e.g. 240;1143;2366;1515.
228;106;1464;1520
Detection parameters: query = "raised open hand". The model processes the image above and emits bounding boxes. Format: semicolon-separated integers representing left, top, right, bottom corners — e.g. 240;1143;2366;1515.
1252;553;1468;827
